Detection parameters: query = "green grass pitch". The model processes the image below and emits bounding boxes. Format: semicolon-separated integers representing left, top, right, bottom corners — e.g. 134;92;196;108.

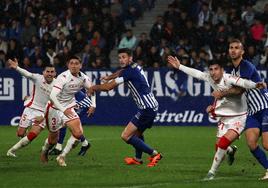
0;126;267;188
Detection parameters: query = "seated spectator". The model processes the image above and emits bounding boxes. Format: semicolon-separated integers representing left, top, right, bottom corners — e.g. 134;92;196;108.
118;29;137;50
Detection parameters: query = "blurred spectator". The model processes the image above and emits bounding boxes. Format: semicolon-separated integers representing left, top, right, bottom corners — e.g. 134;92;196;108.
0;37;8;53
55;32;72;54
150;16;164;45
6;38;23;61
197;3;212;27
0;50;6;68
21;17;37;46
118;29;137;50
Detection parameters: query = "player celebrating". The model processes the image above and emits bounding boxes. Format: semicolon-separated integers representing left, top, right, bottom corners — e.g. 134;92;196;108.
41;55;96;166
88;48;162;167
167;55;266;180
6;59;56;157
214;39;268;180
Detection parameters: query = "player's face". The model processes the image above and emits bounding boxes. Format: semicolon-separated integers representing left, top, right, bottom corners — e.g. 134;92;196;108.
118;53;132;68
68;59;82;75
228;42;244;60
209;64;224;83
43;67;56;83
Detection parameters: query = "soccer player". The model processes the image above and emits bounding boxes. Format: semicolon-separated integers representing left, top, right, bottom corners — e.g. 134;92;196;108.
41;55;96;166
88;48;162;167
167;55;266;180
49;90;93;156
213;39;268;180
6;59;56;157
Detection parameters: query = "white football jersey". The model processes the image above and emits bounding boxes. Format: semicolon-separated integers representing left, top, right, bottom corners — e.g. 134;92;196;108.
202;73;247;116
24;74;55;112
52;70;92;109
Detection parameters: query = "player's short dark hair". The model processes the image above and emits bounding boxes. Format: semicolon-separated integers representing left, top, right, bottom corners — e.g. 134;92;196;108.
44;64;55;70
229;38;244;50
208;60;224;68
118;48;132;56
67;55;81;63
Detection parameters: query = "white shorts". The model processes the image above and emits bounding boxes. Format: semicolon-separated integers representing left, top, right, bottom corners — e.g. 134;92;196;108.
45;105;79;132
19;107;45;129
216;114;247;138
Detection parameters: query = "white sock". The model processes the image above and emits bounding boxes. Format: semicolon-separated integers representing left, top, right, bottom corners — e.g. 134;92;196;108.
81;139;88;147
209;148;227;174
151;150;158;156
60;135;79;157
10;136;30;151
226;146;233;154
41;138;54;153
55;143;63;151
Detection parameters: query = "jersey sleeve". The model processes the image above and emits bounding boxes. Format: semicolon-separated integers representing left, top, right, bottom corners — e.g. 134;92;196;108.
83;75;93;89
226;74;257;89
53;74;66;90
179;64;209;81
16;66;38;82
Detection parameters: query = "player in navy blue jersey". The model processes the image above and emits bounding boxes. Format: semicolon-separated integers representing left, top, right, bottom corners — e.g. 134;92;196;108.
49;90;93;156
88;48;162;167
213;39;268;180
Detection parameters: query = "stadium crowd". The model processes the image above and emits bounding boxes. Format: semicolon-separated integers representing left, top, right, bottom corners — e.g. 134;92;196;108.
0;0;267;70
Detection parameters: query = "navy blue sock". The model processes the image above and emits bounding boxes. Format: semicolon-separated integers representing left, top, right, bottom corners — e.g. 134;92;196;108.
58;127;67;144
127;135;153;155
80;135;86;142
135;135;144;159
251;146;268;169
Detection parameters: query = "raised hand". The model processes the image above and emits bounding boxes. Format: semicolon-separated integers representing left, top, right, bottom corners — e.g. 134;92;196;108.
7;58;18;69
167;56;181;69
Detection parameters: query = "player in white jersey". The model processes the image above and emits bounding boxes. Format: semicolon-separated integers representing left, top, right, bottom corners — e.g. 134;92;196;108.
167;55;266;180
6;59;56;157
40;56;96;166
214;39;268;180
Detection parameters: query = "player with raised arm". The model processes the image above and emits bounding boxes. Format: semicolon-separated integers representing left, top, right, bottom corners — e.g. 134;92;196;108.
6;59;56;157
40;55;96;166
167;55;266;180
88;48;162;167
214;39;268;180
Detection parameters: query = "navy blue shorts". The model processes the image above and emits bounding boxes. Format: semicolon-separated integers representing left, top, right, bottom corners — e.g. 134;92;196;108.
246;109;268;132
130;108;157;132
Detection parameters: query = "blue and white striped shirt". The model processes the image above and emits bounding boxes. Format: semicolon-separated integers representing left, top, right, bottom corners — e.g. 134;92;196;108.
119;63;158;111
231;59;268;115
75;91;92;116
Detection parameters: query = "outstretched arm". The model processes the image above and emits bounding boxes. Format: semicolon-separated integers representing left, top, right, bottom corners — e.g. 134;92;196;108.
7;59;34;79
88;79;119;96
167;56;207;81
100;69;123;82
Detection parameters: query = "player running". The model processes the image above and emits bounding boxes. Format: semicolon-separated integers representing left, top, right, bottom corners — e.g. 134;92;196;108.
88;48;162;167
6;59;56;157
214;39;268;180
168;55;266;180
40;55;96;166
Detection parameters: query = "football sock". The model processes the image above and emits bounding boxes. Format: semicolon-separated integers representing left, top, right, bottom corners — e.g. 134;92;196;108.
135;135;144;159
127;135;153;155
58;127;67;144
209;136;231;174
41;138;55;153
60;135;79;157
226;146;233;154
55;143;62;151
10;136;30;151
251;146;268;169
80;135;88;147
209;148;226;174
